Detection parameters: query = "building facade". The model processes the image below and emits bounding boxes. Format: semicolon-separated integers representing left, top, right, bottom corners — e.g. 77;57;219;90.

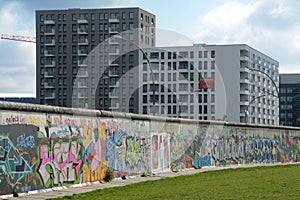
279;74;300;126
36;7;155;112
0;93;36;104
141;44;279;125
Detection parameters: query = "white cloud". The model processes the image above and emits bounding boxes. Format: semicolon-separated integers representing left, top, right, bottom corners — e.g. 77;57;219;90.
193;0;300;73
0;1;35;93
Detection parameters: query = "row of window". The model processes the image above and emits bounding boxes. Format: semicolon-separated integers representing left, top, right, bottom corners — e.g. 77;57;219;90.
143;61;215;72
141;92;215;104
40;11;154;23
142;71;215;83
146;50;215;60
142;105;212;115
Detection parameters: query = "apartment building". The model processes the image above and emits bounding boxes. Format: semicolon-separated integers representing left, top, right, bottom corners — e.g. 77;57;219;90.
141;44;279;125
279;74;300;126
36;7;155;112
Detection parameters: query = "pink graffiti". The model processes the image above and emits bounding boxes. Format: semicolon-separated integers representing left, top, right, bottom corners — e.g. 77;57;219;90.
107;120;120;133
39;141;82;185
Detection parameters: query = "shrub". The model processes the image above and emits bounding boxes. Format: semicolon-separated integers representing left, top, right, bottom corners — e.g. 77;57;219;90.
103;168;114;182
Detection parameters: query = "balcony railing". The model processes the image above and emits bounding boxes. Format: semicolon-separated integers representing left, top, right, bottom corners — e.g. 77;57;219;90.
44;20;55;24
45;29;55;35
45;61;55;67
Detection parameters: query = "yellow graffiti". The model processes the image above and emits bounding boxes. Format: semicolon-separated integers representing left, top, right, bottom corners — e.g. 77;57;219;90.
82;161;108;182
83;125;92;147
26;116;47;126
99;123;106;140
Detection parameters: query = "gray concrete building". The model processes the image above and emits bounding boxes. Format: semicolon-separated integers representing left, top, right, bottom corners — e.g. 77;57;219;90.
141;44;279;125
279;74;300;126
36;7;155;112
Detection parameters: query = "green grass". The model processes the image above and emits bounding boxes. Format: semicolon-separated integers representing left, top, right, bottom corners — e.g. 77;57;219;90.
50;164;300;200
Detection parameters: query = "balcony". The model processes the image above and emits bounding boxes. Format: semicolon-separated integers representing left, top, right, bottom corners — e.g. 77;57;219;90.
108;18;119;23
109;82;119;88
109;92;119;98
240;99;249;106
240;77;249;83
45;93;55;99
78;93;88;98
44;50;55;56
44;82;55;88
77;71;89;77
45;39;55;46
45;61;55;67
78;39;88;45
44;20;55;24
77;19;88;24
77;28;88;34
108;59;119;66
44;71;55;77
78;61;88;67
109;70;119;77
108;38;118;44
110;103;119;109
109;49;119;56
108;27;119;34
45;29;55;35
77;82;88;88
240;55;250;62
240;88;249;95
240;65;250;72
78;49;88;55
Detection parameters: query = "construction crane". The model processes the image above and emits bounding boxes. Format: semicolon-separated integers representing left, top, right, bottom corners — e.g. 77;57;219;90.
1;34;36;43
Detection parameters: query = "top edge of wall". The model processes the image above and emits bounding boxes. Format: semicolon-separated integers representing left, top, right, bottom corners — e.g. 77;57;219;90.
0;101;299;131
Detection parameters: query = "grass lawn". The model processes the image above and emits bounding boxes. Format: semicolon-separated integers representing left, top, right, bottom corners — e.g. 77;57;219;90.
50;164;300;200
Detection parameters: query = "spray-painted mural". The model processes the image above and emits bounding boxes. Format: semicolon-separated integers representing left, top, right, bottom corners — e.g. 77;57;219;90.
0;109;300;196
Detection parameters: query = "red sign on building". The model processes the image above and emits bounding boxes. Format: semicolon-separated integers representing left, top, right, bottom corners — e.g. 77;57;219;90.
199;78;215;89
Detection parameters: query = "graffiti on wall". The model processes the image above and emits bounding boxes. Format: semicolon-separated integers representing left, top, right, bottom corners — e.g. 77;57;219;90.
1;110;300;196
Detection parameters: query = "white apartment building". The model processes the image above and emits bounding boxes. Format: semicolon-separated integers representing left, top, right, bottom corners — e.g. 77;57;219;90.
140;44;279;125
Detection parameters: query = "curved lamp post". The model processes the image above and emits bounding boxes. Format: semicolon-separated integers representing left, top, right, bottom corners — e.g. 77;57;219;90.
247;67;279;124
114;35;156;115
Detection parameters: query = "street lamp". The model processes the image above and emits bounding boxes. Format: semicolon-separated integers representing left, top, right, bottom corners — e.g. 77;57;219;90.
113;35;156;115
245;94;266;123
248;68;279;98
247;67;280;124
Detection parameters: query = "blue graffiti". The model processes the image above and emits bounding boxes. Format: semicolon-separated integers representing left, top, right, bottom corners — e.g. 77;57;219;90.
16;134;35;148
194;156;211;167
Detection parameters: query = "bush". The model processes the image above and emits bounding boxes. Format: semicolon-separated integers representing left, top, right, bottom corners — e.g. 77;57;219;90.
103;168;114;182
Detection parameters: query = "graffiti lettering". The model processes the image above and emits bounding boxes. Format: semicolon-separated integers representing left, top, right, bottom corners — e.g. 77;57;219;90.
16;134;35;148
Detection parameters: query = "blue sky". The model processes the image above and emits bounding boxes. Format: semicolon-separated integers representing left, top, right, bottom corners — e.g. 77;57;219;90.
0;0;300;93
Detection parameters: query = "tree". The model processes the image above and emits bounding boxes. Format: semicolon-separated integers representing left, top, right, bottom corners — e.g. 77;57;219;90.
296;118;300;127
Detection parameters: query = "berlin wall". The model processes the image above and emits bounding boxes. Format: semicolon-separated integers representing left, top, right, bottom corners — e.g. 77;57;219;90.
0;101;300;195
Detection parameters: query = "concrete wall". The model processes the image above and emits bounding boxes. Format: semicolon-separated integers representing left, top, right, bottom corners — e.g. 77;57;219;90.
0;101;299;195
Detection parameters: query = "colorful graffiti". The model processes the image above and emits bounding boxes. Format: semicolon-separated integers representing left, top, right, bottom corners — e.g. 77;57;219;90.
0;110;300;196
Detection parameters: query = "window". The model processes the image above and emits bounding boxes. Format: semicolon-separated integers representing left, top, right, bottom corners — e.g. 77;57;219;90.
198;61;202;70
129;22;134;30
129;12;134;19
150;52;159;59
198;51;202;58
122;23;126;31
211;50;215;58
190;51;194;59
99;13;103;20
72;14;76;21
204;61;208;69
204;51;208;58
129;55;134;63
211;61;215;69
